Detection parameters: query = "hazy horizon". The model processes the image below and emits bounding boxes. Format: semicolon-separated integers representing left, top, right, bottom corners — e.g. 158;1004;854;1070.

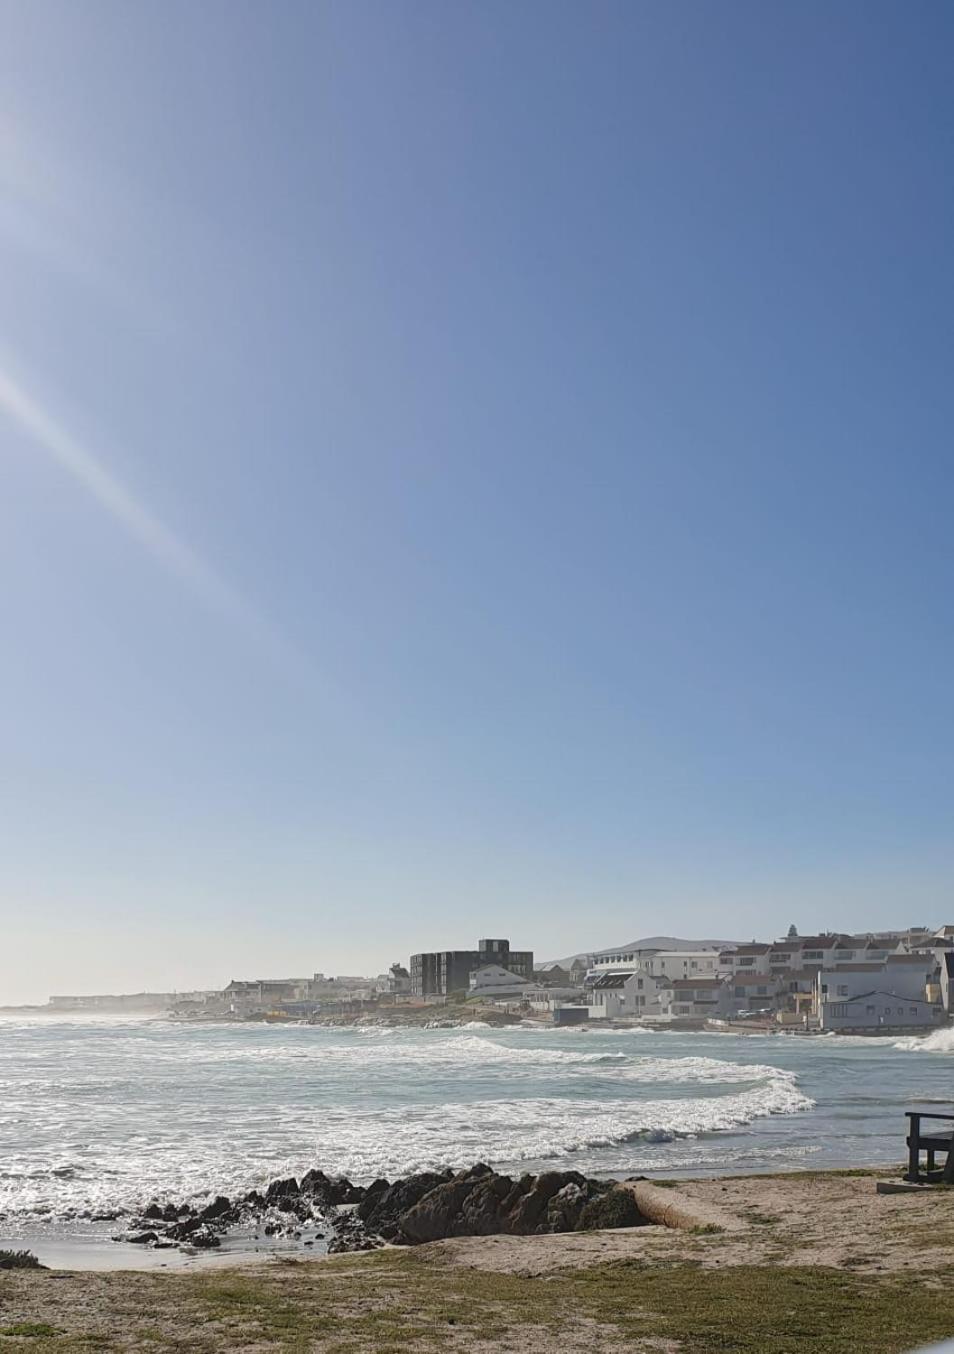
3;1;953;1008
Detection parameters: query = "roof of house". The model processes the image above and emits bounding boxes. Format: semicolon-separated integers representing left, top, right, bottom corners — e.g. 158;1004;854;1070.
671;978;724;989
886;954;937;965
726;944;772;956
824;962;885;972
832;991;937;1006
593;973;627;990
730;975;779;986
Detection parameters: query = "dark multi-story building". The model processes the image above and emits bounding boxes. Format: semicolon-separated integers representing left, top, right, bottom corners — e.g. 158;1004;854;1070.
410;938;534;997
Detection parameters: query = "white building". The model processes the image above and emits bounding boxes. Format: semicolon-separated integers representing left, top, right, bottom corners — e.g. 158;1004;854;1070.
587;971;672;1020
819;991;942;1033
720;944;772;977
816;954;937;1009
664;978;733;1020
468;964;531;1000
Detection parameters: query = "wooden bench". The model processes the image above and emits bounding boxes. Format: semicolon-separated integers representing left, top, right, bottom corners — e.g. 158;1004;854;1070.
906;1110;954;1183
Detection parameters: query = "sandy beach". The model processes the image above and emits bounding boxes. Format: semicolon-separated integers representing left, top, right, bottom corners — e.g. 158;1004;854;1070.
4;1169;954;1352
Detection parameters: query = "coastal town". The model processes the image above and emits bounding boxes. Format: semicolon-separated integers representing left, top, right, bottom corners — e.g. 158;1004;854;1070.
35;923;954;1036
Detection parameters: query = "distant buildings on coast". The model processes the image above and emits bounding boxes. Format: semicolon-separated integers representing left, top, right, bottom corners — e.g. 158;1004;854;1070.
32;923;954;1036
410;938;534;997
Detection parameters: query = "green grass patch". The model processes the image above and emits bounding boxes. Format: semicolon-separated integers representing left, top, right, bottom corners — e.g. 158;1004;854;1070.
0;1324;59;1338
181;1251;954;1353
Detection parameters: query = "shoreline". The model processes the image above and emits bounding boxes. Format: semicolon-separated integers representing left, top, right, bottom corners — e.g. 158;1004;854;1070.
2;1162;905;1274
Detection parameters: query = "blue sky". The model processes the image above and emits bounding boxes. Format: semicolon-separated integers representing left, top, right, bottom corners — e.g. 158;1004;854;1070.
1;0;952;1003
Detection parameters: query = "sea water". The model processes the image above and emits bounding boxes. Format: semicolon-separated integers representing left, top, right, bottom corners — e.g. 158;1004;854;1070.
2;1016;953;1243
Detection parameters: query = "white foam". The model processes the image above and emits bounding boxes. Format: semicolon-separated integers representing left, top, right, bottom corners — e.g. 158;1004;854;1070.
894;1027;954;1053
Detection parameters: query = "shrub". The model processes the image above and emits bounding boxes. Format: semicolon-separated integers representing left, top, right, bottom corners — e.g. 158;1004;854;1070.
0;1248;43;1269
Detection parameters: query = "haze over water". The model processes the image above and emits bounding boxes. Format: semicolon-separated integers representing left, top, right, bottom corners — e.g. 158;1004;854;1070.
3;1017;953;1246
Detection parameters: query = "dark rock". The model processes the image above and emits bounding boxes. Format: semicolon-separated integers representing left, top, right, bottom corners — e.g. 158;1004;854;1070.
299;1169;332;1200
397;1173;485;1244
458;1174;514;1236
357;1170;451;1231
577;1188;647;1231
504;1171;568;1234
166;1217;204;1241
142;1203;164;1221
264;1177;299;1207
200;1195;233;1222
186;1227;221;1249
126;1231;159;1246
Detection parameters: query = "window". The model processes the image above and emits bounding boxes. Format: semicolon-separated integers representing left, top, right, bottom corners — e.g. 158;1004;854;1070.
910;1007;918;1015
739;957;755;966
691;961;697;970
637;978;643;989
804;951;823;961
836;985;849;996
757;986;767;995
866;1006;875;1014
829;1003;849;1017
735;987;744;998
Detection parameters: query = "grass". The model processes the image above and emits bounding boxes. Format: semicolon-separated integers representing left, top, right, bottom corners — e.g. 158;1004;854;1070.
172;1250;954;1353
3;1254;954;1351
0;1252;42;1271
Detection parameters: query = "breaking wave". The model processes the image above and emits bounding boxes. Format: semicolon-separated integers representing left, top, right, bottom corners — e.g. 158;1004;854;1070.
893;1027;954;1054
0;1019;814;1222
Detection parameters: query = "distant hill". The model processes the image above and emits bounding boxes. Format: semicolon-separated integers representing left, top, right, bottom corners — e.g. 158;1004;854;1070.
540;936;741;969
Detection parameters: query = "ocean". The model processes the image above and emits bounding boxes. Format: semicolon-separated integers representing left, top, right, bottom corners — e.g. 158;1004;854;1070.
2;1015;953;1262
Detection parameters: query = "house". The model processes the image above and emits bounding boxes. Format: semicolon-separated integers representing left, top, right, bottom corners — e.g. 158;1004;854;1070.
720;944;772;978
468;964;532;999
641;951;723;979
727;973;783;1013
819;991;943;1033
816;955;937;1009
587;973;630;1020
664;978;733;1020
386;964;411;995
223;978;312;1012
587;970;672;1020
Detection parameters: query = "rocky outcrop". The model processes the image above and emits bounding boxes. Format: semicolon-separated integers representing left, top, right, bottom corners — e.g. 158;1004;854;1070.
394;1164;639;1244
115;1163;649;1255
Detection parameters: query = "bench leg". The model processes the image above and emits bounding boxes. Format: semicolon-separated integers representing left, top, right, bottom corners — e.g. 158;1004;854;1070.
928;1149;936;1173
907;1122;921;1183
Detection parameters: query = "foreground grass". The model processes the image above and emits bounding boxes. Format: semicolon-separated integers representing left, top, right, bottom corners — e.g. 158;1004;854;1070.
4;1247;954;1351
190;1252;954;1353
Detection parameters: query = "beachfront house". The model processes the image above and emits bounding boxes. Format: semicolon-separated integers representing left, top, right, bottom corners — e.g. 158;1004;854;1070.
720;944;772;978
818;991;943;1033
728;973;783;1013
586;970;675;1021
468;964;532;1000
814;953;941;1031
663;978;733;1020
